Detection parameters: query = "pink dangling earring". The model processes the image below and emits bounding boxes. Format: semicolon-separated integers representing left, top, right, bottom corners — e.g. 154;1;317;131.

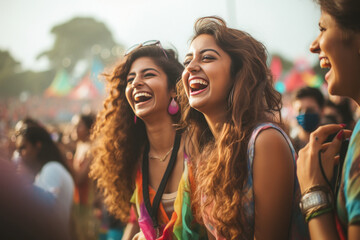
168;98;179;115
134;115;137;124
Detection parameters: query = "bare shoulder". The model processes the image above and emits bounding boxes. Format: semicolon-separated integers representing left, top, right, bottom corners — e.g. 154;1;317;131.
253;127;294;172
254;128;291;158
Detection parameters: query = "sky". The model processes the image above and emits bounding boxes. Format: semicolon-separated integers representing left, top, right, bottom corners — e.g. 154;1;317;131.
0;0;321;71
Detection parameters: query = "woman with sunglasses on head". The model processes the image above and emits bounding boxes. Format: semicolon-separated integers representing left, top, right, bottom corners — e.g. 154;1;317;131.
296;0;360;239
179;16;308;240
90;42;208;240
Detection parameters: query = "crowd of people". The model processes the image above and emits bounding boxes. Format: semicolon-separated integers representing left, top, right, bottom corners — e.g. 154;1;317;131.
1;0;360;239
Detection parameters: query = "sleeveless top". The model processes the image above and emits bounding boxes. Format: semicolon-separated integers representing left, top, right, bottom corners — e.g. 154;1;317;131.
130;153;208;240
202;123;309;239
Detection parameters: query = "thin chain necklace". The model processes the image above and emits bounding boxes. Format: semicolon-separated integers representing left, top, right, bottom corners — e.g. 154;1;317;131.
148;147;174;162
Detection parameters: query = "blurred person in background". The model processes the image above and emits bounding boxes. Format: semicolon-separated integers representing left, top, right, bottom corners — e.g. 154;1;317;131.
328;95;357;130
69;113;102;240
0;157;70;240
291;86;325;152
322;99;344;125
15;122;74;238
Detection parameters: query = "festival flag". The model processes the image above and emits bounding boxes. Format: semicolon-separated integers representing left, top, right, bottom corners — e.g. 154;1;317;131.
68;74;99;100
44;69;73;97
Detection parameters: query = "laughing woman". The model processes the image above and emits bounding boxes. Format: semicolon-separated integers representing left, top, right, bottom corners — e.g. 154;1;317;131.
178;17;308;239
296;0;360;239
90;43;207;240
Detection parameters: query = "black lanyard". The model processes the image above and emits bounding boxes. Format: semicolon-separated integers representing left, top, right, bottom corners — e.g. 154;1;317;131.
142;132;181;238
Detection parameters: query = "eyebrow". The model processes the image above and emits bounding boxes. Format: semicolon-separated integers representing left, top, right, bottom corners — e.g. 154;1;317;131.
128;68;160;76
185;48;221;58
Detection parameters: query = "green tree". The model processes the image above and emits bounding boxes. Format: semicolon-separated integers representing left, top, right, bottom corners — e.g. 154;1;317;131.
38;17;122;72
0;50;20;96
0;49;56;97
0;50;20;80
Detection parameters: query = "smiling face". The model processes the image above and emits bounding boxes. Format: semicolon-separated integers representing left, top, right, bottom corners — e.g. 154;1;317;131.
125;57;173;120
310;11;360;100
182;34;233;117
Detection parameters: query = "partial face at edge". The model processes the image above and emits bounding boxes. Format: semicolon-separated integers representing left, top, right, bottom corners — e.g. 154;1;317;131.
125;57;173;119
310;11;360;99
182;34;233;115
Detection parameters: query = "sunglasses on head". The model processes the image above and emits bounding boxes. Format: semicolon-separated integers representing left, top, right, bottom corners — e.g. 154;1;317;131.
124;40;168;59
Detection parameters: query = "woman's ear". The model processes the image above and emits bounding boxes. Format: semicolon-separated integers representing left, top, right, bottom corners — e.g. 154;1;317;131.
170;88;177;98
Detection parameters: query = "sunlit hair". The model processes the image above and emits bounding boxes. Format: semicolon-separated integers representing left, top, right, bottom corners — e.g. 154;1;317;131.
90;45;184;221
177;16;282;239
315;0;360;32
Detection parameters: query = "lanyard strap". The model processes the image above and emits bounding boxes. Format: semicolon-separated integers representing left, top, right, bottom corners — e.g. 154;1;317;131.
142;132;181;236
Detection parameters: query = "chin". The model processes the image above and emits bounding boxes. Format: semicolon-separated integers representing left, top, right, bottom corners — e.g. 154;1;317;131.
189;99;207;113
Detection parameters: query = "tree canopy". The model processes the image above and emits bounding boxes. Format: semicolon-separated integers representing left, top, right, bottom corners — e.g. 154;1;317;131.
38;17;121;72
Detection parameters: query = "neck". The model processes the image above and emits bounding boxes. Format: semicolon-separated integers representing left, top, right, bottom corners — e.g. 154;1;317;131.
79;135;90;142
27;161;43;177
203;111;228;140
144;115;176;154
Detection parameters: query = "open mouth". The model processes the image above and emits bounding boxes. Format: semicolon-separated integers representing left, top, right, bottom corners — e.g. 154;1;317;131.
320;57;333;81
133;92;152;104
189;79;208;94
320;57;331;69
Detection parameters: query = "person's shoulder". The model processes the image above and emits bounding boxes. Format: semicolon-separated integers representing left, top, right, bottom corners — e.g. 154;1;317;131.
43;161;65;171
253;123;293;160
255;127;288;149
41;162;71;179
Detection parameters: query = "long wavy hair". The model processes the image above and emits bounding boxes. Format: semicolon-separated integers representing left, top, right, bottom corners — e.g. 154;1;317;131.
177;16;282;239
90;45;184;222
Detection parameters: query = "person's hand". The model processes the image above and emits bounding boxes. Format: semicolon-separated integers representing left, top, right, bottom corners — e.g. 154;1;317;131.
297;124;352;193
132;230;146;240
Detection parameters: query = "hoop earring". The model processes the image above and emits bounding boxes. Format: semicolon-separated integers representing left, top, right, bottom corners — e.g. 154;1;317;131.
168;98;179;115
134;115;137;124
228;88;234;108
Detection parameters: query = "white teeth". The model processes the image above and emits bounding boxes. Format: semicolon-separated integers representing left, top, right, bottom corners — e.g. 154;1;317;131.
189;79;208;86
134;92;152;99
320;58;331;68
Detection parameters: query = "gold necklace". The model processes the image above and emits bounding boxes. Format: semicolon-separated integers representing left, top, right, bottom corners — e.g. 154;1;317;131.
149;147;174;162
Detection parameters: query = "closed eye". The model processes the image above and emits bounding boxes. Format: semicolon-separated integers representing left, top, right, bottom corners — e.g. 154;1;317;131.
144;72;156;78
183;58;192;67
202;55;216;61
127;77;135;83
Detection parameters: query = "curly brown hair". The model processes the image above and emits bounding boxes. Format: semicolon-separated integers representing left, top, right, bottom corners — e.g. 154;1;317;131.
90;45;184;221
177;16;282;239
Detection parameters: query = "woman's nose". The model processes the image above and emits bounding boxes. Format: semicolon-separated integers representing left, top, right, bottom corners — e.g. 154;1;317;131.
310;35;320;54
185;60;200;73
131;76;143;88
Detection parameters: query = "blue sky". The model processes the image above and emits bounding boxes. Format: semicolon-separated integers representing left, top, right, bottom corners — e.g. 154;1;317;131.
0;0;321;71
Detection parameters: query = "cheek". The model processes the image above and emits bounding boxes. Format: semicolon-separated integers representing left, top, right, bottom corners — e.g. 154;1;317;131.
181;71;190;96
214;68;232;92
125;87;133;105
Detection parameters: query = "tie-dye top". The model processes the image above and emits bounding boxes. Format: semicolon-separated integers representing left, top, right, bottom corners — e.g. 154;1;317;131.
337;120;360;230
202;123;309;239
130;153;208;240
